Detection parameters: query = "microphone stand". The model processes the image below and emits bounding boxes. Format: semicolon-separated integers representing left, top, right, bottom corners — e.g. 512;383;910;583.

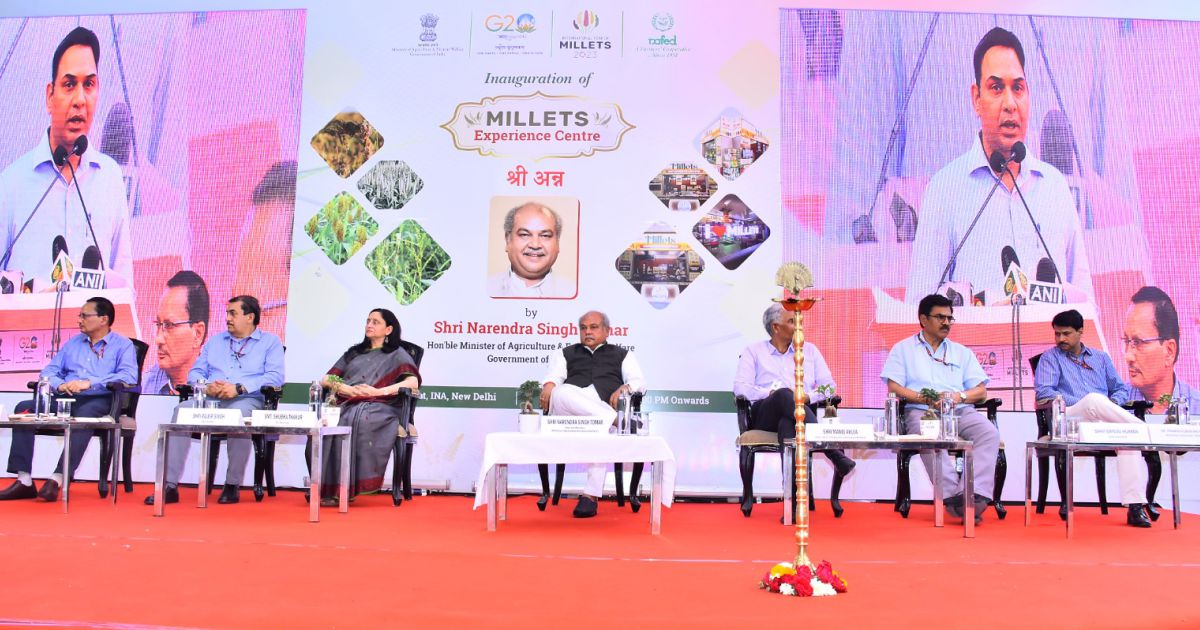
1009;172;1063;285
935;158;1009;289
63;155;106;271
0;172;61;269
50;279;68;358
1011;295;1025;412
862;14;940;231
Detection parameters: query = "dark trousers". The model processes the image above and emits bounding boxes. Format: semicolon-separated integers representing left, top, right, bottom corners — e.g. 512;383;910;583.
750;388;851;465
8;395;111;476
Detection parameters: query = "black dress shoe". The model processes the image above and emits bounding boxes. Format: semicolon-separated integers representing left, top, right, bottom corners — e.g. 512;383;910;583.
830;453;856;477
1058;503;1068;521
1146;503;1161;522
0;480;38;500
537;494;549;511
217;484;240;504
943;494;964;519
144;485;180;505
740;497;753;517
1127;504;1152;528
37;479;60;502
629;494;641;513
573;495;597;518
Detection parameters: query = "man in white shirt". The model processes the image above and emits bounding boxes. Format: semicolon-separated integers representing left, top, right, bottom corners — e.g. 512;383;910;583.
487;202;575;298
540;311;644;517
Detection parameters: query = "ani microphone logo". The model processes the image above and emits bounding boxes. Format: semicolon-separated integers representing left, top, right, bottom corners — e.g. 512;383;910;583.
441;92;635;159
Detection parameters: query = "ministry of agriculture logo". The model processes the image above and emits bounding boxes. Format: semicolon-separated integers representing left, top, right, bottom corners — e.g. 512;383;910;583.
651;13;674;32
573;10;599;32
419;13;438;42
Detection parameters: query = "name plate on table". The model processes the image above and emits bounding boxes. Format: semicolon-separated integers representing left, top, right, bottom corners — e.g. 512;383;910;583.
178;408;245;426
807;423;873;441
1078;422;1151;444
1148;424;1200;446
540;415;609;435
251;410;318;428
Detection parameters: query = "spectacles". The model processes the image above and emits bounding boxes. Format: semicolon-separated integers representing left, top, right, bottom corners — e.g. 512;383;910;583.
78;312;99;319
154;320;196;333
1122;336;1165;351
926;314;955;323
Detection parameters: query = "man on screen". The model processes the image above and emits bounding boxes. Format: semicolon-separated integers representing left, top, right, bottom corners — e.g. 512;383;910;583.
540;311;645;518
906;27;1091;306
143;270;210;396
881;294;998;525
1123;286;1200;414
0;27;133;287
1033;309;1153;527
487;202;575;298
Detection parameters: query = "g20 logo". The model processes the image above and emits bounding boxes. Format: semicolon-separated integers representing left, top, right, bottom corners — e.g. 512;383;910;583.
485;13;536;33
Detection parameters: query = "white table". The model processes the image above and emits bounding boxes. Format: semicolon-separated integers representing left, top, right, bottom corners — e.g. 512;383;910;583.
473;432;676;534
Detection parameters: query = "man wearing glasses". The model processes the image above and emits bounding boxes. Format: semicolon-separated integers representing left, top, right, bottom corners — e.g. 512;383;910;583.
0;297;137;502
881;293;998;524
144;294;284;506
1033;308;1152;527
1123;286;1200;415
143;270;209;395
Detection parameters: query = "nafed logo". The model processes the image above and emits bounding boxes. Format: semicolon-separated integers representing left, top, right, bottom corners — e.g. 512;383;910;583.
419;13;438;43
640;11;687;56
651;13;674;32
573;10;599;32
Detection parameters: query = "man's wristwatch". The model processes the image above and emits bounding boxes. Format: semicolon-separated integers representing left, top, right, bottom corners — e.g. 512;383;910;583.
236;384;247;396
958;390;968;403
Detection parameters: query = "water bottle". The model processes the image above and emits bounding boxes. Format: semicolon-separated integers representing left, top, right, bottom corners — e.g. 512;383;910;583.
193;377;208;408
1178;398;1192;427
885;392;900;436
309;380;324;422
1052;395;1067;440
36;376;52;419
616;390;632;435
939;392;957;439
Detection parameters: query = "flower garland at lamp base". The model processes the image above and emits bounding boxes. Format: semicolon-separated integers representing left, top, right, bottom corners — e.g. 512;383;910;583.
759;561;847;597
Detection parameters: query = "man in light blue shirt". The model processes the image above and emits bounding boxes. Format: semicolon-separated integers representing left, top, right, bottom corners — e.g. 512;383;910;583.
144;295;284;506
734;303;854;475
1034;309;1152;527
1122;286;1200;415
0;297;137;502
0;27;133;288
906;27;1091;305
882;294;998;523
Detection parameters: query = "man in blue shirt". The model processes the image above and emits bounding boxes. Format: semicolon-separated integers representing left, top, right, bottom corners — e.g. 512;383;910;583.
0;27;133;286
1034;309;1152;527
0;297;137;502
882;294;998;524
906;27;1091;306
144;295;284;506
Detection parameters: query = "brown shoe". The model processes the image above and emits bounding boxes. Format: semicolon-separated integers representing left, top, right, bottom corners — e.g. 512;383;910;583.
0;479;38;500
37;479;60;502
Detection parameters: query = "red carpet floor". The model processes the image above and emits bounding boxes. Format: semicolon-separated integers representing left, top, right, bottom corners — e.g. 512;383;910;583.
2;485;1199;629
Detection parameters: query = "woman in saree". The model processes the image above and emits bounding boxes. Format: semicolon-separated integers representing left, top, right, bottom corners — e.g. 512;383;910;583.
318;308;419;505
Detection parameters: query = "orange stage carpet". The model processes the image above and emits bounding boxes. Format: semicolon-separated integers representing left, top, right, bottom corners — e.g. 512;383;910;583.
2;486;1200;629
